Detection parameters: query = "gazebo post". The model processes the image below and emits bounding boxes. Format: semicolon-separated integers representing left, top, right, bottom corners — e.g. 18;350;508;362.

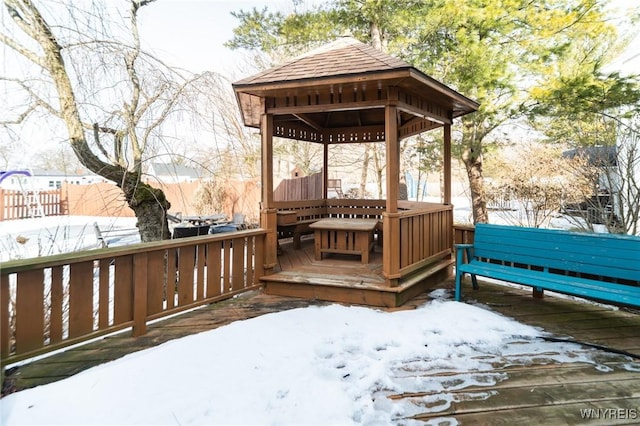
443;123;454;254
383;87;401;286
385;87;399;214
323;140;329;200
260;108;278;271
443;123;452;205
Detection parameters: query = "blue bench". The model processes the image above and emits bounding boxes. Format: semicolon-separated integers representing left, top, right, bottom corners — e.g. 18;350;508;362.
455;223;640;308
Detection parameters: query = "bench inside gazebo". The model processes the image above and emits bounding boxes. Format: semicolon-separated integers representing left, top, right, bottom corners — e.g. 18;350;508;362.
233;37;479;307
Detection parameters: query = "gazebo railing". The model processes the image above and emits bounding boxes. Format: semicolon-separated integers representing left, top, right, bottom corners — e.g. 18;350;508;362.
272;199;386;220
1;229;267;365
453;223;476;245
326;198;386;219
272;198;453;284
384;202;454;280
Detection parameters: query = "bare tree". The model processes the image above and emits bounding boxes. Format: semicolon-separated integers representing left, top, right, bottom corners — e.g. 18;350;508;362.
612;124;640;235
274;139;322;178
0;0;207;241
187;71;261;181
401;134;444;202
359;145;370;198
370;143;385;199
562;121;640;236
485;143;592;228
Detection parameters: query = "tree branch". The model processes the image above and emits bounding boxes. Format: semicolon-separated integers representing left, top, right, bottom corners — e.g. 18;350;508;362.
91;123;114;161
0;76;60;118
0;32;46;68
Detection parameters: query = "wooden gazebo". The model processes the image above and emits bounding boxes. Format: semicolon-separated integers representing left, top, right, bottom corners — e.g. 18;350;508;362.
233;37;479;307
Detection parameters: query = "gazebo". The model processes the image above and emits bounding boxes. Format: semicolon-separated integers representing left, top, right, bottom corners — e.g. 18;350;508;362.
233;37;479;307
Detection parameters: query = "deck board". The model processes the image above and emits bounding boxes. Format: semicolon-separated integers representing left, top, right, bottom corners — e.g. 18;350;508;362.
444;400;640;426
393;280;640;422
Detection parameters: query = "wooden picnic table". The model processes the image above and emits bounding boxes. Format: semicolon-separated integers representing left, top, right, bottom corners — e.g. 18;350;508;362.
309;218;378;263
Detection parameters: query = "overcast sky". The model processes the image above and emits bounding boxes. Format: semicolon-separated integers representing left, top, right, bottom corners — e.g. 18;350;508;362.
138;0;304;77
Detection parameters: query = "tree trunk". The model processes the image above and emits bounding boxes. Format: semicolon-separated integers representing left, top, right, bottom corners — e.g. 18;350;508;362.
370;22;382;51
371;145;384;198
463;147;488;224
120;175;171;241
360;145;370;198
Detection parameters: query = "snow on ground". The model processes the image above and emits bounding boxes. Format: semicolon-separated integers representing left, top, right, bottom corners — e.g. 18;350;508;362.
0;216;139;262
0;289;629;426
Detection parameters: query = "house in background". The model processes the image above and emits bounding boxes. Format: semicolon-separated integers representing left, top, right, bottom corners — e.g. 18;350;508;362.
0;168;106;191
591;35;640;235
147;162;201;185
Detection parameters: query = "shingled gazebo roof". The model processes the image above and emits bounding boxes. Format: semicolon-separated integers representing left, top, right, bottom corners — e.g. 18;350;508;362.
233;37;479;142
234;37;410;85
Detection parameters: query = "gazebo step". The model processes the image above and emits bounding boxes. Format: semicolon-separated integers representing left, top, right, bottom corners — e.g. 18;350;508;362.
261;258;453;307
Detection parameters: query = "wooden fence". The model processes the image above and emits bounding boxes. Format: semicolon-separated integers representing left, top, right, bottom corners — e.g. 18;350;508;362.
274;172;323;201
0;189;64;220
63;183;134;217
1;229;267;365
0;180;262;222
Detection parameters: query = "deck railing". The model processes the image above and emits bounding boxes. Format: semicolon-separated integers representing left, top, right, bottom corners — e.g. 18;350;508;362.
1;229;267;365
453;223;476;245
273;199;455;283
273;199;327;221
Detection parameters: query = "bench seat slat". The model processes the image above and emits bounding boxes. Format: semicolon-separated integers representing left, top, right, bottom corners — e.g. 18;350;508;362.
458;261;640;306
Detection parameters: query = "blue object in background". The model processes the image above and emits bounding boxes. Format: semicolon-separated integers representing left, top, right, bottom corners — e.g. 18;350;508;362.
210;223;238;234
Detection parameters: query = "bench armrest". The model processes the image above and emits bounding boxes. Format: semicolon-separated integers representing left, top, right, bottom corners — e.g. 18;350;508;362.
454;243;473;250
454;243;474;265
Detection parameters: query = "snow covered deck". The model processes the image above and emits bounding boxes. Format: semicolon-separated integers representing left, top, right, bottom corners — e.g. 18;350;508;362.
3;279;639;423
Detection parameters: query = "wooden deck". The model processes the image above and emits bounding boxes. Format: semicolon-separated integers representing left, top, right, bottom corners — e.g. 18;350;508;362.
2;277;640;424
400;281;640;424
263;236;453;307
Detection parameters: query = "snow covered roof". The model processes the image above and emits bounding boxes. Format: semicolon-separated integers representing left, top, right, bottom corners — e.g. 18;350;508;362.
148;163;201;179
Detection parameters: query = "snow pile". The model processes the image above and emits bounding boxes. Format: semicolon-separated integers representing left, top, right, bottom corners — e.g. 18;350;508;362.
0;293;614;425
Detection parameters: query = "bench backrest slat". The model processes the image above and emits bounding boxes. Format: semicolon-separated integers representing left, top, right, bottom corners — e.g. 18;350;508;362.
326;206;384;219
472;224;640;282
274;200;387;224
